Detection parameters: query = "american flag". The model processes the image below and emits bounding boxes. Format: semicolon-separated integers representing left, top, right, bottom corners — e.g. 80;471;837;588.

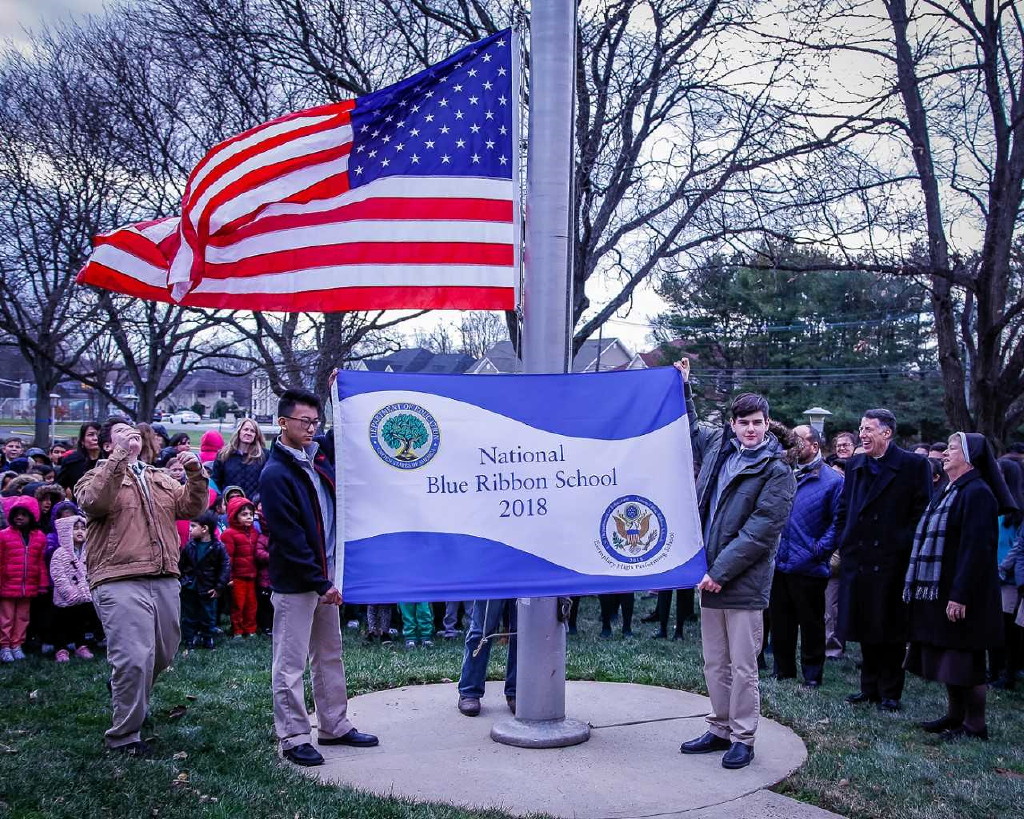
79;29;519;312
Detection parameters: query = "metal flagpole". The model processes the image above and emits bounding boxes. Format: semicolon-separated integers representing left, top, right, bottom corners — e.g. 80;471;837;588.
490;0;590;749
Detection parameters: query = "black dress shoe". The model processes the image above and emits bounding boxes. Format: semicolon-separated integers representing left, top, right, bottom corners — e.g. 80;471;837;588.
920;715;960;733
283;743;324;766
845;691;879;705
318;728;379;747
722;742;754;769
877;698;902;712
679;731;731;754
940;725;989;742
110;740;152;758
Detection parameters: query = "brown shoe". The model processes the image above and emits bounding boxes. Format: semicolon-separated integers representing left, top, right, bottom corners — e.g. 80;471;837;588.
458;696;481;716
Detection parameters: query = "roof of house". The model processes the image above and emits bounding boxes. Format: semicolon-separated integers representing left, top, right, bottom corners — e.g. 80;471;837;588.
471;338;638;374
363;348;476;374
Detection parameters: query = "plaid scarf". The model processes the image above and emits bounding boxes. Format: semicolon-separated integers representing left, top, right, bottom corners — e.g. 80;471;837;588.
903;484;959;602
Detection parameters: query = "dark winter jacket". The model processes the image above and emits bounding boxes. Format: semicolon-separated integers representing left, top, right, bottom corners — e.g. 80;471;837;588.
179;537;231;596
259;439;335;595
835;444;932;643
908;470;1004;651
56;451;98;498
776;460;844;578
210;450;267;503
689;394;797;610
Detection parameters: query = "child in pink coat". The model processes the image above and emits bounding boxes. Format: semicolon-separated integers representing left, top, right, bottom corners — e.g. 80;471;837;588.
49;515;98;662
0;496;49;662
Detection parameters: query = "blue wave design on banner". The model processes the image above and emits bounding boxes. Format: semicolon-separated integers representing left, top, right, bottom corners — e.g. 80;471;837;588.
336;368;683;441
342;532;708;603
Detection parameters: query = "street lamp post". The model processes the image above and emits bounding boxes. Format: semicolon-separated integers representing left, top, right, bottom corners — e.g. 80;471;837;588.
49;393;61;446
803;406;833;435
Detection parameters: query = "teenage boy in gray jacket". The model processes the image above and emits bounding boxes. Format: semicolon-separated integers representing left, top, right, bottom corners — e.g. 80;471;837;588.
676;362;796;770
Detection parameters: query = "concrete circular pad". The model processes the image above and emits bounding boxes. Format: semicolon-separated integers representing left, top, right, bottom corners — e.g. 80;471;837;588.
304;681;808;818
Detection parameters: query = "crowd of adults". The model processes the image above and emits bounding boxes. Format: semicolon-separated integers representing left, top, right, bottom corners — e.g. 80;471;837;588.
0;365;1022;772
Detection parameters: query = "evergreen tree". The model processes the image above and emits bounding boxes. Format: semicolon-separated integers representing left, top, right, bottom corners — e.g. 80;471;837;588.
652;250;948;442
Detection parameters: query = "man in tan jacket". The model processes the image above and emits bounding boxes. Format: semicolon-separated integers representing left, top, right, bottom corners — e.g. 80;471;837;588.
77;416;208;756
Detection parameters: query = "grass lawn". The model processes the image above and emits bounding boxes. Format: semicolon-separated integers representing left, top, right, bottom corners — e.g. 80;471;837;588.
0;596;1021;818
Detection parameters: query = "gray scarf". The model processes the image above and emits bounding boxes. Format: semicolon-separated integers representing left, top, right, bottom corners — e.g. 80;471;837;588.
903;483;959;602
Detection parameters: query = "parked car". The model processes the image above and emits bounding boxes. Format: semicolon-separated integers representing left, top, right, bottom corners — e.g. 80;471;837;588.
164;410;202;424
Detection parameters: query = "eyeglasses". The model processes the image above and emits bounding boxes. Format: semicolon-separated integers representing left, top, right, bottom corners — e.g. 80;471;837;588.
282;415;321;430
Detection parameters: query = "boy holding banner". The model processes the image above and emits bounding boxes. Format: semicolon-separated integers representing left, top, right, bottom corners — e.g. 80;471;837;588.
676;363;796;770
260;388;378;767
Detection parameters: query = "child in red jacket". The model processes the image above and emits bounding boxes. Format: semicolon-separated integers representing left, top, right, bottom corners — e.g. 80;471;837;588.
0;496;49;662
222;496;259;637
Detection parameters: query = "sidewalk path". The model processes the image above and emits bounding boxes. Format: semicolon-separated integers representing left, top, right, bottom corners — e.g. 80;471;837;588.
303;680;845;818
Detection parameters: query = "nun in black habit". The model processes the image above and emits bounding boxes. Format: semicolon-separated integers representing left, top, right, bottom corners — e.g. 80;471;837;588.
904;432;1018;741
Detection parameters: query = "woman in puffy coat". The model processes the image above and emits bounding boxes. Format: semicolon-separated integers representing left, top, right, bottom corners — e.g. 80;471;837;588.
0;496;49;662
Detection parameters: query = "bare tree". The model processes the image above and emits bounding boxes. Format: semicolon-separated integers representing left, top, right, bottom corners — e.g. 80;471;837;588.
752;0;1024;442
0;37;140;443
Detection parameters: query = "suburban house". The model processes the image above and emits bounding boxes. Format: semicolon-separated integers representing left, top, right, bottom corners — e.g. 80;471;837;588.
168;371;252;416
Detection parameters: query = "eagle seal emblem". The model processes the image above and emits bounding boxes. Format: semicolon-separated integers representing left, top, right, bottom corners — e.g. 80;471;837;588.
369;402;440;469
598;495;668;565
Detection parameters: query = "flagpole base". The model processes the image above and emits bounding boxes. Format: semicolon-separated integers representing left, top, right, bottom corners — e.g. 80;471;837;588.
490;717;591;749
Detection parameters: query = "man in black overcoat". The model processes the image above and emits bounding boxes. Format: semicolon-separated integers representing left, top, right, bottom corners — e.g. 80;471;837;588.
835;408;932;710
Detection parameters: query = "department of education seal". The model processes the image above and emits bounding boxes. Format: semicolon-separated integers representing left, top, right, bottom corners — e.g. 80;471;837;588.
598;495;669;566
369;402;440;469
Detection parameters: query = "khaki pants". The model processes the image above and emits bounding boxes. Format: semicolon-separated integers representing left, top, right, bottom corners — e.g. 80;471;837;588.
271;592;353;750
92;577;180;749
700;604;763;746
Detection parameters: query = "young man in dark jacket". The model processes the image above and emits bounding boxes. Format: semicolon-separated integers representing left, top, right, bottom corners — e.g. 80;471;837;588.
769;425;843;688
677;363;796;770
259;387;377;767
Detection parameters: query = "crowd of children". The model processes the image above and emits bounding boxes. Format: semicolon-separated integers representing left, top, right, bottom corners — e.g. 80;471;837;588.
0;423;482;662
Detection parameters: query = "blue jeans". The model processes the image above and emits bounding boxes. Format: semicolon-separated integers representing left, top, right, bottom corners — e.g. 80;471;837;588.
458;599;517;699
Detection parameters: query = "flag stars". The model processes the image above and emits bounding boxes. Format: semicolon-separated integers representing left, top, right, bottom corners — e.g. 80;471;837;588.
425;114;435;122
411;154;420;164
483;81;493;90
354;166;364;175
440;125;450;134
395;143;404;151
411;104;420;113
471;153;481;163
483;53;492;62
470;124;481;133
499;125;508;134
381;158;390;167
485;111;495;120
410;127;420;136
425;139;436;148
486;139;495;149
498;67;507;75
441;154;451;163
455;138;466;148
439;97;449;107
468;68;478;77
499;155;508;164
454;84;463;92
454;110;465;120
469;96;479;105
368;149;378;158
